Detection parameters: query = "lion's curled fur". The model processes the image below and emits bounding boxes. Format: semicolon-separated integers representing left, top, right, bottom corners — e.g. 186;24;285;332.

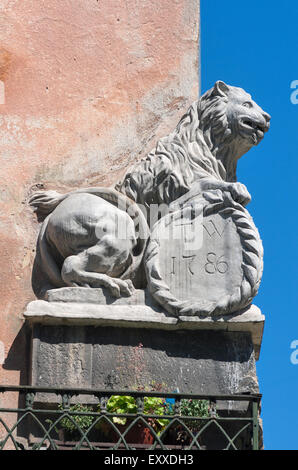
116;85;233;209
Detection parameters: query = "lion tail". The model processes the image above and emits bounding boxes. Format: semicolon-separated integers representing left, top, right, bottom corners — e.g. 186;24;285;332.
29;190;67;217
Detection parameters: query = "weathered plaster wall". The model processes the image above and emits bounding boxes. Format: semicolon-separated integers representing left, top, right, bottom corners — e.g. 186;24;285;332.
0;0;199;388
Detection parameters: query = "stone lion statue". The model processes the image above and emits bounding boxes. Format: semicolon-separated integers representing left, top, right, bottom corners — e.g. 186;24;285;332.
29;81;270;299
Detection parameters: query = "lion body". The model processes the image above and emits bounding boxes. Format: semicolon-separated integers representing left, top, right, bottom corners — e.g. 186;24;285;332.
30;82;270;298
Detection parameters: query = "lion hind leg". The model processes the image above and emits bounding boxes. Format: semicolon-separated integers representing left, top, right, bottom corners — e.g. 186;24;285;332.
32;215;66;298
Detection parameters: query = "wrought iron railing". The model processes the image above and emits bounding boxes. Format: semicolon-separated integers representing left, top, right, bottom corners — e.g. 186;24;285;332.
0;385;261;450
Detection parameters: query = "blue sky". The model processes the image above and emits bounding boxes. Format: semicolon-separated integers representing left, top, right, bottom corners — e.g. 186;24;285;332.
201;0;298;450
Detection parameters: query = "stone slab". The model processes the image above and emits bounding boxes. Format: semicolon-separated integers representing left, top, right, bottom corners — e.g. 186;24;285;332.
24;295;265;360
29;325;259;401
45;286;149;305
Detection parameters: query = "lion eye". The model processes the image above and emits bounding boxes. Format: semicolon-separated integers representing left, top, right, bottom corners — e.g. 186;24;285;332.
242;102;253;108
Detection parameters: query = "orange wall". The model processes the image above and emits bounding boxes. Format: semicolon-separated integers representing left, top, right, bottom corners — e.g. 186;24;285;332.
0;0;199;387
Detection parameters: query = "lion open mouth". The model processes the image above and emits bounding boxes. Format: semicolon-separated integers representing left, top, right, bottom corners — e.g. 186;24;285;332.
241;119;267;142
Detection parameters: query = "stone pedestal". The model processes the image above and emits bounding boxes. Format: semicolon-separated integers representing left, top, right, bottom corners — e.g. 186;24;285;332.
24;288;264;403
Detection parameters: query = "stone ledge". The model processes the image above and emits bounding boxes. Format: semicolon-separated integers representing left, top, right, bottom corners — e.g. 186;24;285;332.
24;298;264;360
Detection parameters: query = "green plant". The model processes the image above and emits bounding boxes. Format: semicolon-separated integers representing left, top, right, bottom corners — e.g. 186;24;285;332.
180;398;210;420
106;395;137;425
143;396;169;433
175;399;213;444
101;395;170;435
57;404;94;435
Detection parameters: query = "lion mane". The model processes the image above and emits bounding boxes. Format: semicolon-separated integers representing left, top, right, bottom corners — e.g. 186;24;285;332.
116;81;237;210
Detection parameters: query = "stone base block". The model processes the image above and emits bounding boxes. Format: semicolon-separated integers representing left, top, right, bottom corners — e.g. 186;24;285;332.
30;324;259;395
24;294;264;407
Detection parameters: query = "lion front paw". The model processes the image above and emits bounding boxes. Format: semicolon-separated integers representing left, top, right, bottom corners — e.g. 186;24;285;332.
228;182;251;207
105;278;135;298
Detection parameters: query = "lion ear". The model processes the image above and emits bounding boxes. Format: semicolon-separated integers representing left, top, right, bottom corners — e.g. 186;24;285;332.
213;81;229;97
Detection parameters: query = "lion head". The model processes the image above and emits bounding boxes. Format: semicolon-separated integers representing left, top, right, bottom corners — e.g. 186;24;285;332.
117;81;270;209
197;81;271;176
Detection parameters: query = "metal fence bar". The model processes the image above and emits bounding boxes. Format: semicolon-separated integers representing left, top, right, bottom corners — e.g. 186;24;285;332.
252;399;260;450
0;385;262;401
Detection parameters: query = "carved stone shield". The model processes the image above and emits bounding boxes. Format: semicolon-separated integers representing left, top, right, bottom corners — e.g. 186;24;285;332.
145;190;263;317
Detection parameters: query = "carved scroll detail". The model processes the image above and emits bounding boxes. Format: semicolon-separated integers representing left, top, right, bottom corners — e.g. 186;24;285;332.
145;190;263;318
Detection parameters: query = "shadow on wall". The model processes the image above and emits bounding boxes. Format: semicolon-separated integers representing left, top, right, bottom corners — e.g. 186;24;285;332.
2;323;31;386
